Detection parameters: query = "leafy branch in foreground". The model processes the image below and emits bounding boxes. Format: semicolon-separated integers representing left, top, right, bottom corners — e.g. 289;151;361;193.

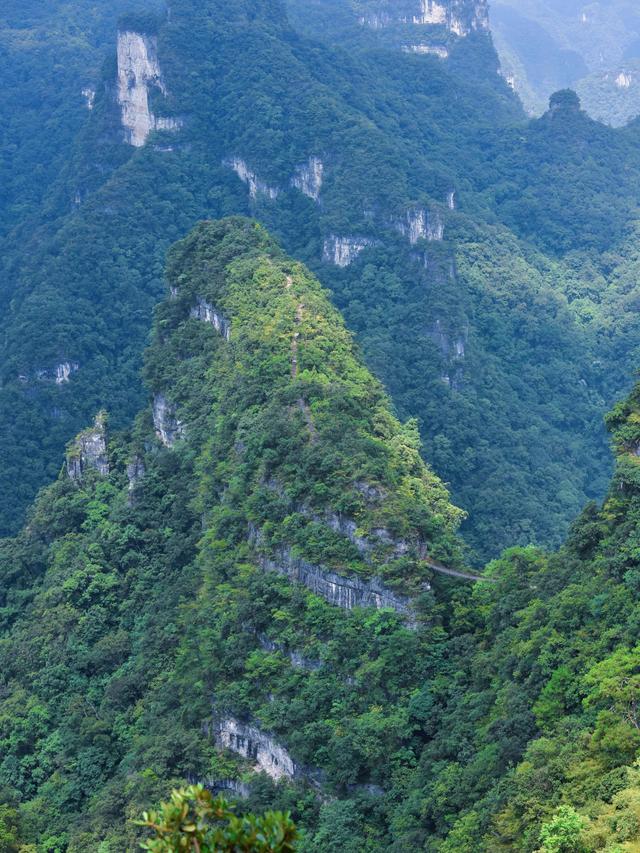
138;784;297;852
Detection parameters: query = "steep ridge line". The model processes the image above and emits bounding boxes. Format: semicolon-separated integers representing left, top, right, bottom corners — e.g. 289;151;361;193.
287;281;317;441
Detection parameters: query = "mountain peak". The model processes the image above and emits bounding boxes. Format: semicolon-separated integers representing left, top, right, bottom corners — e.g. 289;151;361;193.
145;217;466;600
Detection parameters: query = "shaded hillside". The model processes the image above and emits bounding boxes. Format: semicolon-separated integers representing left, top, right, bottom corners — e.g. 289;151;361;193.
4;220;640;853
0;218;471;850
5;0;640;566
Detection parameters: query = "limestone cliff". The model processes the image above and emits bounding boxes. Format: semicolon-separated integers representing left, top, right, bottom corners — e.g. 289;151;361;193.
66;412;109;481
323;235;375;266
152;394;185;447
212;719;300;782
116;30;181;147
356;0;488;37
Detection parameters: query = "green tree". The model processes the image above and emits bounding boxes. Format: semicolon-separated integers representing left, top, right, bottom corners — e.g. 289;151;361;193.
537;806;586;853
138;785;297;852
0;804;21;853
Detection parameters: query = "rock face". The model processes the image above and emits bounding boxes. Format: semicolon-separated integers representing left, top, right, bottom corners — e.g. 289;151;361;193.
226;158;279;200
323;512;412;560
359;0;488;36
396;208;428;244
428;319;467;389
323;235;374;266
395;207;444;243
209;779;252;799
190;297;231;340
67;412;109;481
81;88;95;110
291;157;324;200
412;0;448;25
449;0;488;35
213;719;298;782
359;11;393;28
402;44;449;57
27;362;79;384
55;362;79;384
258;634;322;671
117;30;181;147
428;319;466;359
153;394;185;447
255;541;416;617
127;456;146;493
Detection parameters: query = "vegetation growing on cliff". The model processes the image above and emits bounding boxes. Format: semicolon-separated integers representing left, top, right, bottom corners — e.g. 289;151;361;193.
1;219;640;851
0;220;467;850
6;0;640;565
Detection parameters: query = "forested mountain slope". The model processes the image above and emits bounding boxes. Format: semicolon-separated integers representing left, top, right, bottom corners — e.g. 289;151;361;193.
489;0;640;123
4;0;640;567
0;0;163;240
3;219;640;853
0;218;469;850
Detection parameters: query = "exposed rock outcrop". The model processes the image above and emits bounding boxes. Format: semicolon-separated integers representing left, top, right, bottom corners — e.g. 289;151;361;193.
67;412;109;481
153;394;185;447
359;0;488;37
208;779;252;799
449;0;488;35
291;157;324;200
358;11;392;29
394;207;444;243
25;362;79;385
226;158;279;200
411;0;448;25
116;30;181;147
428;320;467;390
258;634;322;671
81;87;95;110
425;207;444;240
127;456;146;493
190;297;231;340
213;718;298;782
402;44;449;57
427;319;466;360
55;362;79;384
252;534;417;617
323;236;374;266
396;208;428;244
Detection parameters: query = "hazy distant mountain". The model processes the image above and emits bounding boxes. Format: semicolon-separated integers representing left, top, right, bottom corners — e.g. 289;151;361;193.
491;0;640;124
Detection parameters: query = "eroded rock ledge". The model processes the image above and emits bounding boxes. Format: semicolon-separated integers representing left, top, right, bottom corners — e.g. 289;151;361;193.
258;634;322;671
117;30;181;147
67;412;109;481
212;718;299;782
251;533;417;618
153;394;185;447
190;297;231;340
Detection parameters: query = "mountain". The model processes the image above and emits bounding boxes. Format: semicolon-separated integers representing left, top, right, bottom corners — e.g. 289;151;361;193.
5;0;640;568
392;374;640;852
6;0;640;569
4;3;640;852
491;0;640;124
0;0;523;564
4;217;640;852
0;0;164;240
0;218;469;850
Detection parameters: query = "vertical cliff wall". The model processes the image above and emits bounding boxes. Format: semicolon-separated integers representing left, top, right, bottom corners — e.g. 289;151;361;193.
116;29;180;146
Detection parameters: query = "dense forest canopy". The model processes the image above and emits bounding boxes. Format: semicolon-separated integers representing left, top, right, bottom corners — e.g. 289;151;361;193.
490;0;640;123
1;218;640;851
2;2;640;850
4;0;640;564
